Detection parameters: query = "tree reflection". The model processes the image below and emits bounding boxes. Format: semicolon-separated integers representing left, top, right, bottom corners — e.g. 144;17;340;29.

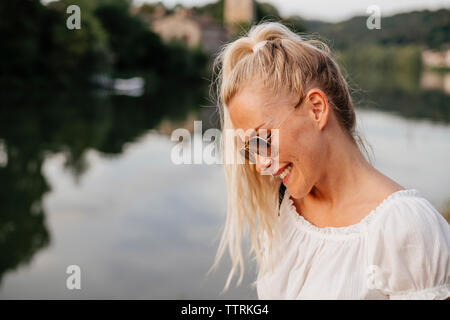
0;81;207;284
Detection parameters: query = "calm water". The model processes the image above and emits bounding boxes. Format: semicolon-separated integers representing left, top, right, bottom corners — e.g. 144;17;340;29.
0;73;449;299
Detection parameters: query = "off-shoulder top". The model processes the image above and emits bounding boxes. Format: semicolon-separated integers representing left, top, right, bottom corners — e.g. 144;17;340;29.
256;189;450;299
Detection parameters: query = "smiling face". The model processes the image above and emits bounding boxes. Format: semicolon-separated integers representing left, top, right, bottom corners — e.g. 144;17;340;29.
228;82;332;199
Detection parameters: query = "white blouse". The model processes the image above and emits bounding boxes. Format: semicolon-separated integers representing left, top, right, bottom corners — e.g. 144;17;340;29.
256;189;450;299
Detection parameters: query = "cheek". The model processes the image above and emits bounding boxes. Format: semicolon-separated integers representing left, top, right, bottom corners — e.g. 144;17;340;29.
281;125;320;164
281;127;323;194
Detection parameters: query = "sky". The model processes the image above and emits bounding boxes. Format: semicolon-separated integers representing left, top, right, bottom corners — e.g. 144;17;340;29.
134;0;450;22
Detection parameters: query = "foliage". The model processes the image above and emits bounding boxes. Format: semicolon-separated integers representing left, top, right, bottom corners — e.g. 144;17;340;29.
337;44;423;92
94;0;166;73
0;0;109;87
193;0;224;24
310;9;450;50
0;0;208;88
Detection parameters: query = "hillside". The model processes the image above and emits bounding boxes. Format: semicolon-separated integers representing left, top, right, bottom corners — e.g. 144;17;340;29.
307;9;450;50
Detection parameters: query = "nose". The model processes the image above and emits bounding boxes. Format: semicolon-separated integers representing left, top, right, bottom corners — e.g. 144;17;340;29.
254;153;272;174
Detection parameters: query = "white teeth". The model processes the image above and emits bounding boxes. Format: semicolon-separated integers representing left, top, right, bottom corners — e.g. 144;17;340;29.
278;164;292;179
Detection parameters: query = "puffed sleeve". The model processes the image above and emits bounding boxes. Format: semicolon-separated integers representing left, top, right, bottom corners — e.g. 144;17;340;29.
366;194;450;300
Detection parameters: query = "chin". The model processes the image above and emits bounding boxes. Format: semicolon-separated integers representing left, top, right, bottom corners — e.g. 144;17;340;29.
287;185;311;201
284;173;308;200
286;185;300;199
279;162;308;199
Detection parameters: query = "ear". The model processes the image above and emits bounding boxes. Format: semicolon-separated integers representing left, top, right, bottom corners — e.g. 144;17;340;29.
305;88;329;130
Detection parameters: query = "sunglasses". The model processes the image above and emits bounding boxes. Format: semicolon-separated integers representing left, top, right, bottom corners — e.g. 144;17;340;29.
239;97;304;163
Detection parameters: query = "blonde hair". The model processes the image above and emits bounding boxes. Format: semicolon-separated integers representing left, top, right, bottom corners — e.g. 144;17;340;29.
208;22;371;293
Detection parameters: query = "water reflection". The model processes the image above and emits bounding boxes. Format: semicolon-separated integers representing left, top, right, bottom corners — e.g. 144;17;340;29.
340;51;450;124
0;139;50;286
0;82;208;288
420;71;450;95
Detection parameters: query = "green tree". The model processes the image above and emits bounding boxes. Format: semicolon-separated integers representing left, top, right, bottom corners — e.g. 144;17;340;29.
0;0;111;87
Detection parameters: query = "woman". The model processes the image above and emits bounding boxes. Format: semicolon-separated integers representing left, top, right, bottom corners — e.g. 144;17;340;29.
209;22;450;300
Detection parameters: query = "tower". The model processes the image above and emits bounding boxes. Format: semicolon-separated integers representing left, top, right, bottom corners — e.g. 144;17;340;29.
224;0;255;26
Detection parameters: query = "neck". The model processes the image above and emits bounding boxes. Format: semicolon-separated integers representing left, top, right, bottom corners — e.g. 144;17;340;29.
307;133;376;211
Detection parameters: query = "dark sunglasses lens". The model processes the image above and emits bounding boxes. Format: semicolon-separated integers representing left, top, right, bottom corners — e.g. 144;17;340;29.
248;137;271;157
239;148;247;159
239;148;255;163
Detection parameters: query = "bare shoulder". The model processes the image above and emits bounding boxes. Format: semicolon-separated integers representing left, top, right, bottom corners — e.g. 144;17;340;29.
350;172;407;221
369;170;406;199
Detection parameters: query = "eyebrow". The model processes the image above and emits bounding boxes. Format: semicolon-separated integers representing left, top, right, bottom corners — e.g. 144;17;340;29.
254;115;274;130
249;120;273;139
254;122;265;131
257;114;279;130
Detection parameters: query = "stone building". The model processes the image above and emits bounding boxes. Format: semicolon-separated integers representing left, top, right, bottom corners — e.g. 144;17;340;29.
138;0;256;57
147;7;228;57
422;49;450;68
224;0;255;25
